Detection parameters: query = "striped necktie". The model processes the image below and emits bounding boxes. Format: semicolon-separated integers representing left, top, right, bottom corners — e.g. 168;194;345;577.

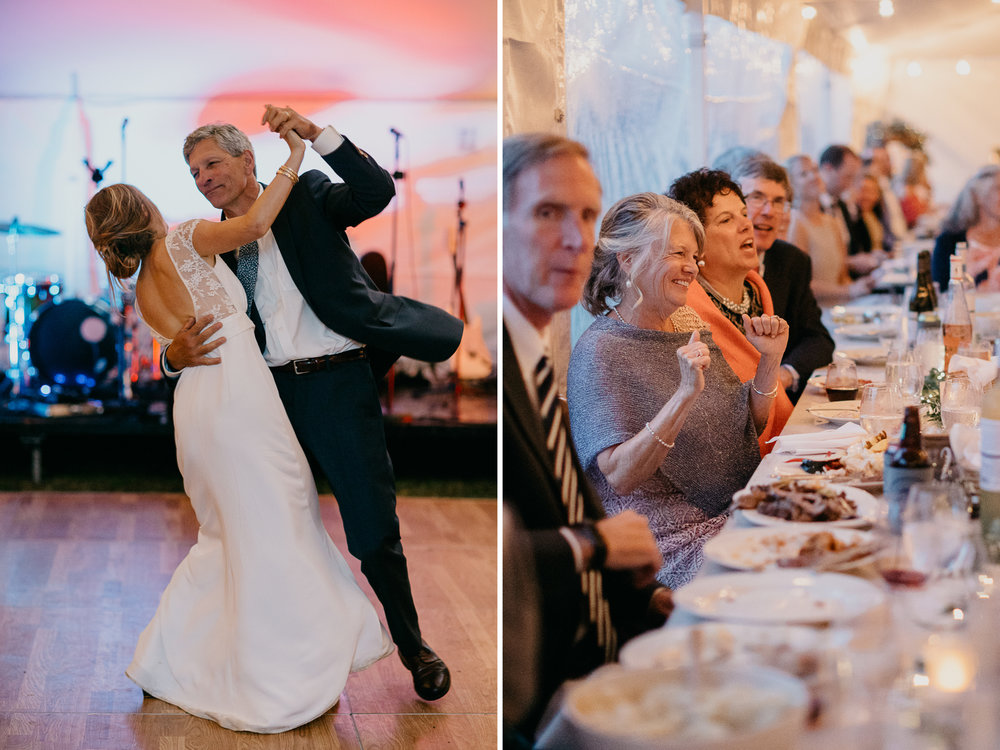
534;355;617;662
235;240;259;314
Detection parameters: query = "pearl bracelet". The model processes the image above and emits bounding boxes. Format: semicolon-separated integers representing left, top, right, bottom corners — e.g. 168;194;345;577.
644;422;675;449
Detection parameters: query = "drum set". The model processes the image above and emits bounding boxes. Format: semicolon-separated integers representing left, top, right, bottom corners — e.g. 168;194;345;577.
1;218;164;406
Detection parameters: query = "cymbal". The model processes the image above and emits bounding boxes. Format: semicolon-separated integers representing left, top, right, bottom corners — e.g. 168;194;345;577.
0;218;59;236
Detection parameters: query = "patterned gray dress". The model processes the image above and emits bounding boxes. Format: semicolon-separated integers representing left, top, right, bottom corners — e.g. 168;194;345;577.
568;308;761;588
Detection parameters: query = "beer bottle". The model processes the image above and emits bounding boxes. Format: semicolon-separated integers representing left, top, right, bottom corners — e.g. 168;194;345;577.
883;405;933;534
909;249;938;314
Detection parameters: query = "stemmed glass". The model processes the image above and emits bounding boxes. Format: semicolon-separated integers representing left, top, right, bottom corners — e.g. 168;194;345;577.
939;373;982;432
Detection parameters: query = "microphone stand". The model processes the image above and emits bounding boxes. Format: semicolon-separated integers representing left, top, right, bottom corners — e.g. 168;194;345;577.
450;179;468;407
385;128;405;413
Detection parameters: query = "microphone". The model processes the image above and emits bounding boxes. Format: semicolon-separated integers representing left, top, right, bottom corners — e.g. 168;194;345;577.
389;127;402;137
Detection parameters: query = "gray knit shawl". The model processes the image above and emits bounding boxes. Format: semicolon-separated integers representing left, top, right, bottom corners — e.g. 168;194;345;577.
568;315;761;517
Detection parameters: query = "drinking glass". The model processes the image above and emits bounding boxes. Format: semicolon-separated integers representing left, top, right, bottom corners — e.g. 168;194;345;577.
859;382;902;437
885;346;923;406
940;373;982;432
825;355;859;401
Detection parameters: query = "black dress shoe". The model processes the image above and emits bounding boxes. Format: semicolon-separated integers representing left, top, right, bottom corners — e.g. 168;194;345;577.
399;643;451;700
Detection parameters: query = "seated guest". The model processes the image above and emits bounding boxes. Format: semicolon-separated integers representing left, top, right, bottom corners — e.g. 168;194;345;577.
787;154;876;305
666;169;793;452
899;152;934;231
819;144;884;279
864;144;909;245
852;171;893;257
728;156;835;403
568;193;786;587
932;164;1000;292
502;133;672;743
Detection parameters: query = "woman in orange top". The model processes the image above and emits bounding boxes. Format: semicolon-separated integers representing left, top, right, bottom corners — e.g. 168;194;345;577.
667;168;793;454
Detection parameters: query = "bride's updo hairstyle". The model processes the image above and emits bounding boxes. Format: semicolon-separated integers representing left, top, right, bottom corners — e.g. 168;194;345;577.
582;193;704;316
85;183;160;280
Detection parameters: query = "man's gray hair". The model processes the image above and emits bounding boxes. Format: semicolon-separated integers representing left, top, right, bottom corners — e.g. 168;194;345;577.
502;133;592;215
183;123;257;177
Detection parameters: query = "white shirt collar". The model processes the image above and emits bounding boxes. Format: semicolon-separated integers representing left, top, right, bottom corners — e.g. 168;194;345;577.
503;293;551;405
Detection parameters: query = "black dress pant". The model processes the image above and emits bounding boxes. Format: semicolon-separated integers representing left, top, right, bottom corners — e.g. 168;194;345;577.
271;359;422;656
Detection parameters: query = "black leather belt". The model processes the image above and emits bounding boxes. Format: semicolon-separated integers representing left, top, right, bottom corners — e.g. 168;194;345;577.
270;347;367;375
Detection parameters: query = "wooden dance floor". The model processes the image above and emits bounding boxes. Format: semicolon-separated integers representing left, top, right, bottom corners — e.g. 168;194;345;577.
0;491;497;749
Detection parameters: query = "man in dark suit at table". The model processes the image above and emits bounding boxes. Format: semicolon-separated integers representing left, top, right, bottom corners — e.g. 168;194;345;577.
730;156;835;403
163;106;463;701
502;132;672;744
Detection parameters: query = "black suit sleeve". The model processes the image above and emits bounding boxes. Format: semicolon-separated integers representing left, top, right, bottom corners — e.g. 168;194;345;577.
312;135;396;228
772;243;835;400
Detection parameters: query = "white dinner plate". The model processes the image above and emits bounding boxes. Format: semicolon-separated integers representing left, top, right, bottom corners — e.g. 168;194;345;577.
702;527;876;571
673;570;885;624
771;461;882;491
806;400;861;424
735;482;879;529
618;622;851;671
830;304;900;325
834;323;896;341
834;348;888;367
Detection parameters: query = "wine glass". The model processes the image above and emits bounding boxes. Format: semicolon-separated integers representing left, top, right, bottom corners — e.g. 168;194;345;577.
876;481;976;631
939;373;982;432
859;382;902;438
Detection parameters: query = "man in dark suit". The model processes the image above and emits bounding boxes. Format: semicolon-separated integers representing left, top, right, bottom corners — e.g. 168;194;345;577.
502;133;671;744
730;156;835;402
164;106;462;701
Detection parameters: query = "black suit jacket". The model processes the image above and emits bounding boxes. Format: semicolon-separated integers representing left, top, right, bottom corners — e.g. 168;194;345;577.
222;136;463;377
762;239;835;401
502;325;661;734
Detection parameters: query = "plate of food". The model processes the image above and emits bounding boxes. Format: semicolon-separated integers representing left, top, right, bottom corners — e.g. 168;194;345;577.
830;304;900;326
618;622;852;672
732;477;879;528
673;570;886;624
703;527;880;572
772;430;888;488
806;401;861;425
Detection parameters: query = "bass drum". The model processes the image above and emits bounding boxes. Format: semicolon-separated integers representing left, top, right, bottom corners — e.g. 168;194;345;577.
28;298;118;391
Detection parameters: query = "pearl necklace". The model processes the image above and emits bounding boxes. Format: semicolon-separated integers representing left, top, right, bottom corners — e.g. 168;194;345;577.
699;277;751;315
612;306;631;325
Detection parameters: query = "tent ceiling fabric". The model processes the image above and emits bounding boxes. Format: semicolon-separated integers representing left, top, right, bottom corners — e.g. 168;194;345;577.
806;0;1000;60
1;0;497;100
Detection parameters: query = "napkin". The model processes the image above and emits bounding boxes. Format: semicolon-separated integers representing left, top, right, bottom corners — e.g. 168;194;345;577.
949;423;981;471
768;422;868;455
947;354;998;390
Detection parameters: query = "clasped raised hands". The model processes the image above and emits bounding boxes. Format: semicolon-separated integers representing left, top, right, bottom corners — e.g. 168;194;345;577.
742;313;789;358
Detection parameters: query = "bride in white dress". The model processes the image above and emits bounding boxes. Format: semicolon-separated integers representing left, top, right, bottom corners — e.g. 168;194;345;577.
84;126;392;733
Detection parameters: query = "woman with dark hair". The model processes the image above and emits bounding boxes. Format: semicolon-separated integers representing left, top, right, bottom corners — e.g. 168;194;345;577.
932;164;1000;291
84;119;392;733
666;169;793;453
567;192;785;587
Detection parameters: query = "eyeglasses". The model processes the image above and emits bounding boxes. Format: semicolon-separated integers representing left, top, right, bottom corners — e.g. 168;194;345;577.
745;193;788;213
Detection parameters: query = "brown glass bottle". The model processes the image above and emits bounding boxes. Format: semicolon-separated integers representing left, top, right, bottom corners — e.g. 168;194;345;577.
883;405;933;534
909;250;938;314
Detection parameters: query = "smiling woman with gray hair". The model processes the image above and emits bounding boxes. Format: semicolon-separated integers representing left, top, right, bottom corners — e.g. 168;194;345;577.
567;192;782;588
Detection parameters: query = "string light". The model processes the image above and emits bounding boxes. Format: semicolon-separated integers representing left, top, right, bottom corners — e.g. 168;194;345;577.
907;61;922;77
879;0;894;18
956;59;971;75
801;5;817;19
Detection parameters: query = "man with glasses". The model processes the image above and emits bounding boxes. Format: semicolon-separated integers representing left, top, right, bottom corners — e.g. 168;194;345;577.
730;156;834;402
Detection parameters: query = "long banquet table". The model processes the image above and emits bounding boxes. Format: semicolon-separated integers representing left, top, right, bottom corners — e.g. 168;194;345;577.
662;297;1000;749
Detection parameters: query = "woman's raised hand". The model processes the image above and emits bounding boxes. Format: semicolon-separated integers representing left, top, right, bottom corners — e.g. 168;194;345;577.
743;313;789;358
675;329;710;395
282;128;306;157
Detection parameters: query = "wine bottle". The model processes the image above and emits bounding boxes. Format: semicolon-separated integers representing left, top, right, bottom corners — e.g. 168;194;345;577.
980;382;1000;563
942;254;973;370
909;249;937;314
883;405;934;534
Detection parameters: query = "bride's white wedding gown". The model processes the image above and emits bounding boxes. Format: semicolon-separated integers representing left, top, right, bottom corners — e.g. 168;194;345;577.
127;220;392;733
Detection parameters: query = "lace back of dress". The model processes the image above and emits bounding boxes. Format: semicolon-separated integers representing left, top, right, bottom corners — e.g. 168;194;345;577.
164;220;239;327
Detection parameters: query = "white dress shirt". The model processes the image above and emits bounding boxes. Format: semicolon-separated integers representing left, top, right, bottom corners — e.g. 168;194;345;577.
250;125;362;367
